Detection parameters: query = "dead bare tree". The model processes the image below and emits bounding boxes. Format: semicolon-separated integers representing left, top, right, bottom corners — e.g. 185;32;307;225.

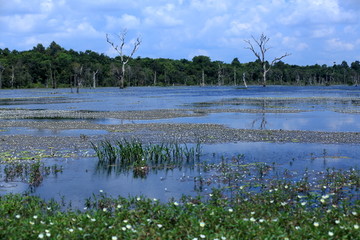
106;29;141;89
245;33;290;87
73;63;83;93
0;64;4;89
92;69;99;88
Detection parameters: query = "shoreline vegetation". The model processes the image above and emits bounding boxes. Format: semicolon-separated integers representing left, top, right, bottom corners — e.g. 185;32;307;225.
0;42;360;90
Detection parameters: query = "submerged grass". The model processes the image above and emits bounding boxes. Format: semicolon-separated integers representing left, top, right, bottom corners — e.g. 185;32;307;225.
92;139;201;178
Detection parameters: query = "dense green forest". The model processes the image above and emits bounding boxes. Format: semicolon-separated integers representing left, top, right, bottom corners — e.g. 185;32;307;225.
0;41;359;89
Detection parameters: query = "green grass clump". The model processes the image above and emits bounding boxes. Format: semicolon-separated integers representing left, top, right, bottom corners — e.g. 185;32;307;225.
92;139;201;178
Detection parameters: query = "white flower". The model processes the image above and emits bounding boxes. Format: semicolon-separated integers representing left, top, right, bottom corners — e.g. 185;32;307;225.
91;218;96;222
322;194;329;199
221;237;227;240
46;232;51;237
174;202;179;206
301;202;307;206
250;217;256;222
328;231;334;237
68;229;74;233
29;221;35;225
112;236;118;240
103;208;107;212
15;214;21;219
121;227;126;231
228;208;233;213
153;198;158;202
354;224;359;229
313;222;319;227
33;215;38;219
295;226;301;230
281;202;287;206
352;211;358;216
38;233;44;239
117;204;122;209
157;224;163;228
335;220;340;224
199;221;205;227
200;234;206;239
78;227;83;231
137;197;141;201
259;219;265;223
99;189;103;193
126;224;132;229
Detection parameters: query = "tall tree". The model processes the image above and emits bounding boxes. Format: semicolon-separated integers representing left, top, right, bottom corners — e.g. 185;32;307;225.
245;33;291;87
106;29;141;88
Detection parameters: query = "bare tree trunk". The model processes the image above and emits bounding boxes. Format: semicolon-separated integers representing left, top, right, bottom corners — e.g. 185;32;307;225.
92;69;99;88
233;67;237;86
11;65;15;89
245;33;290;87
217;63;222;86
106;30;141;89
243;72;248;88
0;66;4;89
201;69;205;86
263;65;268;87
52;70;57;89
153;71;157;85
120;62;126;88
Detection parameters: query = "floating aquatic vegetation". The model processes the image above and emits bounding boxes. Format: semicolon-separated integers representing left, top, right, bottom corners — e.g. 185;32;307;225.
0;161;63;187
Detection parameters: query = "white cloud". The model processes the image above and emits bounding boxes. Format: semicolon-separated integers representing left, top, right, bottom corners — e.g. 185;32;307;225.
1;14;45;33
143;4;183;27
0;0;359;65
282;36;309;51
190;0;230;12
40;0;54;13
199;15;229;36
327;38;354;51
280;0;355;25
106;14;141;30
312;27;335;38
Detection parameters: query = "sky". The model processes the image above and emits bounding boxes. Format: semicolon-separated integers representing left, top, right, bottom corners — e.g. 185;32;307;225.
0;0;360;66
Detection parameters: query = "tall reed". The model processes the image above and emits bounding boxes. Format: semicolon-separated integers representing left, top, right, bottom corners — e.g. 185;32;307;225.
91;139;201;177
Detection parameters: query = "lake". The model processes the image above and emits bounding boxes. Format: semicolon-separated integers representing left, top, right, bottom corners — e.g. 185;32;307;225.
1;85;360;207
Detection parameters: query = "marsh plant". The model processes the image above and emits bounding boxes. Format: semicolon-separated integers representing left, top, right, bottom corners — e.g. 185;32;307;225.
0;161;62;187
92;139;201;178
1;187;359;239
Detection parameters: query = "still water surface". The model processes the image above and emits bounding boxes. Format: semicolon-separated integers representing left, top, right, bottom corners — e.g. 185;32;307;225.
1;86;360;205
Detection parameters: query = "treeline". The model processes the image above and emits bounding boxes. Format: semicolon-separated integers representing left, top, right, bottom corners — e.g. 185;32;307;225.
0;41;359;89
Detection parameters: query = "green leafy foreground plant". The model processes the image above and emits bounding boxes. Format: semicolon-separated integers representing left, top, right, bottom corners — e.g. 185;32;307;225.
0;188;359;240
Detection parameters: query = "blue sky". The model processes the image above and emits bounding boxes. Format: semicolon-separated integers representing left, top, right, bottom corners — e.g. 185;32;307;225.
0;0;359;66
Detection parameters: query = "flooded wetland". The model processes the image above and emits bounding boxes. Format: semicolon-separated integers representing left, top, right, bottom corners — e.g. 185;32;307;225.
1;85;360;207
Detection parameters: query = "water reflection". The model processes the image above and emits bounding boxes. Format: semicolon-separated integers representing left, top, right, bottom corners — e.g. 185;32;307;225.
1;141;358;208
